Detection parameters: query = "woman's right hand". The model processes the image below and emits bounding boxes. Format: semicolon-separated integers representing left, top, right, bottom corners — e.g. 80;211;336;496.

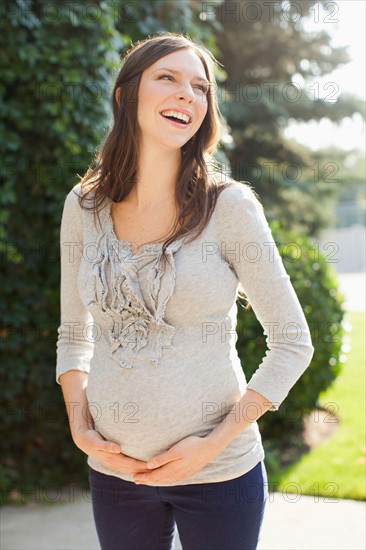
73;429;151;476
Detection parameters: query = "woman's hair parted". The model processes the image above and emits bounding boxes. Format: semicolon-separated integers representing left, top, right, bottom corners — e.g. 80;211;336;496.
77;31;251;309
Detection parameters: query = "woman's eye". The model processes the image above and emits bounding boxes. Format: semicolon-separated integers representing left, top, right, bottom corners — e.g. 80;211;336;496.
198;85;209;94
159;75;208;94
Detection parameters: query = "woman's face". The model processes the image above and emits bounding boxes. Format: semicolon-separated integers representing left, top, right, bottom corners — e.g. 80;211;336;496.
136;48;210;152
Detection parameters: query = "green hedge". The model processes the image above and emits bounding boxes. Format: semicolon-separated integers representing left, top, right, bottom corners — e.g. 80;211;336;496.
1;0;124;504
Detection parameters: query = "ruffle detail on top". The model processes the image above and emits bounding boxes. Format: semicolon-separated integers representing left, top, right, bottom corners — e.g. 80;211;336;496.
82;199;184;369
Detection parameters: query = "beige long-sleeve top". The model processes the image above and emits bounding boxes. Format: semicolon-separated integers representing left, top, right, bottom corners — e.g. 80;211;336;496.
56;180;314;485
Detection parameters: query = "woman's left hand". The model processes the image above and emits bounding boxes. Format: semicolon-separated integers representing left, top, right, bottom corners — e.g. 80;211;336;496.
133;435;220;485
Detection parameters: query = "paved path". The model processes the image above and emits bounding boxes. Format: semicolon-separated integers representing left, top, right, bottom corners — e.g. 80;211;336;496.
1;490;365;549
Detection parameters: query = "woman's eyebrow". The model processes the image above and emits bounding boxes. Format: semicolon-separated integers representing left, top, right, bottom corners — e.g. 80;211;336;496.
152;67;209;83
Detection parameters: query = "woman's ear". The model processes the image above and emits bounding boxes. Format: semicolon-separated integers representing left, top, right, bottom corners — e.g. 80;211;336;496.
115;86;121;105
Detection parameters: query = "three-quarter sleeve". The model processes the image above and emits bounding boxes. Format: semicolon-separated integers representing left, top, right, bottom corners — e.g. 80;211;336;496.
55;187;94;384
217;182;314;411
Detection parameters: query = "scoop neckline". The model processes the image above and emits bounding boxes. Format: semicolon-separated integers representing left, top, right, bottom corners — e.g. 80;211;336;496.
105;199;177;256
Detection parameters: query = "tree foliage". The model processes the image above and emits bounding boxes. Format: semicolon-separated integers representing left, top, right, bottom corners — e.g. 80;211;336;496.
211;0;364;233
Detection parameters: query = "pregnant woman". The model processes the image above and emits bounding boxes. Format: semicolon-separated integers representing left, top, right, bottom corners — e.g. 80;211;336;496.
56;32;314;550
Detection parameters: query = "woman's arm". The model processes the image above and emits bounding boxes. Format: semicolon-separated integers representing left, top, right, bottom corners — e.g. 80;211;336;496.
59;369;152;474
205;388;273;453
59;370;94;442
56;186;94;384
215;183;315;410
204;182;315;451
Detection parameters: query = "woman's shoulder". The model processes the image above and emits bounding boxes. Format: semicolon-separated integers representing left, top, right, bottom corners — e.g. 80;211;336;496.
64;181;94;202
61;182;101;235
61;182;81;213
63;181;99;215
215;177;263;213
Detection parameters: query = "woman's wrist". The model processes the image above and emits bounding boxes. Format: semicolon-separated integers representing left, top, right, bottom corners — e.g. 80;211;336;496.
205;389;273;452
70;415;95;443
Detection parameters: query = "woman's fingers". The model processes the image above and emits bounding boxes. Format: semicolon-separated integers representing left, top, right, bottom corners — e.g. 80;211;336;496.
80;430;153;474
87;431;121;453
96;440;121;453
96;449;151;474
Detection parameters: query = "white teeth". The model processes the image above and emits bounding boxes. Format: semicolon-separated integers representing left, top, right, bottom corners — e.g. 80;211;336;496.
160;110;191;124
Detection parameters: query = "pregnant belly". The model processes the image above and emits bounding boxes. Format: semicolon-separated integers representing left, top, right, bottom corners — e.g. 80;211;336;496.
86;360;243;461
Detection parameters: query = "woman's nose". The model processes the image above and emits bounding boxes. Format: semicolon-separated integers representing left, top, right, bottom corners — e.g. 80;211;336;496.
174;82;195;102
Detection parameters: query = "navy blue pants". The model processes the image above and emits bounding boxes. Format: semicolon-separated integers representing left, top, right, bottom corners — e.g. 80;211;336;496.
88;460;268;550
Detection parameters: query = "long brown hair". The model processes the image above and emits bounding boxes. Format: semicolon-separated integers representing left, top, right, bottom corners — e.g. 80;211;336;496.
77;31;251;309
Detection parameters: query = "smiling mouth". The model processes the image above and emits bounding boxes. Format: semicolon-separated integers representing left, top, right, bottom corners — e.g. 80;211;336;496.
159;112;192;126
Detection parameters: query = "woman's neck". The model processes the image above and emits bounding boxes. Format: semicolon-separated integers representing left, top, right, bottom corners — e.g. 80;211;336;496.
129;146;181;209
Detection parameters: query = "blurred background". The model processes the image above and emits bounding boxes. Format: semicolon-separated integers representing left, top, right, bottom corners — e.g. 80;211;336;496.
1;1;365;548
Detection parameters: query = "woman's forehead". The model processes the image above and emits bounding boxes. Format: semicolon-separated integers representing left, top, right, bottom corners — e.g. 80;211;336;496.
147;49;206;78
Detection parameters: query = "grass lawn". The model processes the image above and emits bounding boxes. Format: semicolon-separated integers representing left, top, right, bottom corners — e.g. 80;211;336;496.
268;310;366;501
